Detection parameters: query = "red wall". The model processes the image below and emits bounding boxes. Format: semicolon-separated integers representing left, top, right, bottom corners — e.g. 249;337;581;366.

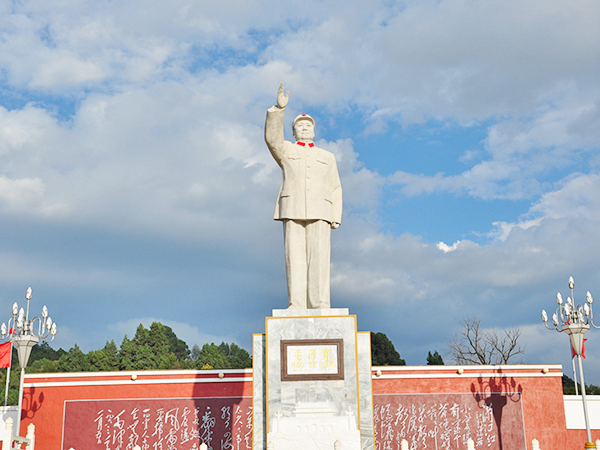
371;365;597;450
22;369;253;450
20;364;598;450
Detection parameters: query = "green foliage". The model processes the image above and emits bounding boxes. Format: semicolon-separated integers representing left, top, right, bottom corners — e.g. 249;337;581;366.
427;351;444;365
191;344;201;361
147;323;171;356
24;342;65;374
0;348;21;406
0;363;21;406
219;343;252;368
158;353;180;370
103;340;120;370
562;374;575;394
118;322;191;371
30;342;66;361
371;332;405;366
131;323;166;369
195;342;252;369
196;343;228;369
57;344;92;372
88;341;119;371
163;325;191;361
563;374;600;395
28;358;59;373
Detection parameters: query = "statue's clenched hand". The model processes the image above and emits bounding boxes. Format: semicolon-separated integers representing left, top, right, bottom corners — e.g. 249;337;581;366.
277;83;289;109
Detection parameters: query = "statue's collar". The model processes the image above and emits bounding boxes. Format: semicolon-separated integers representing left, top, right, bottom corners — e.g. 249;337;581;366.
296;142;314;147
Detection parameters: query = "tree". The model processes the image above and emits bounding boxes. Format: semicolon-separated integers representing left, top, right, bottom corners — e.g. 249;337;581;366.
88;341;120;371
118;335;136;370
29;342;66;361
119;328;160;371
562;374;600;395
563;374;576;394
0;350;22;406
57;344;92;372
28;358;59;373
219;342;252;368
371;332;405;366
9;321;250;375
427;351;444;365
194;342;252;369
26;342;66;374
163;325;190;361
447;317;525;365
118;322;180;370
122;341;159;370
147;323;171;357
195;343;229;369
103;340;120;369
191;344;202;361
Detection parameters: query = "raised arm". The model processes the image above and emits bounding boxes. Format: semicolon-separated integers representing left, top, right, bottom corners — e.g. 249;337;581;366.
265;83;289;165
276;82;289;109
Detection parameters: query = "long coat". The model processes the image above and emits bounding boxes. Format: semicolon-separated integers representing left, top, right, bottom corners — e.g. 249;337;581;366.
265;106;343;224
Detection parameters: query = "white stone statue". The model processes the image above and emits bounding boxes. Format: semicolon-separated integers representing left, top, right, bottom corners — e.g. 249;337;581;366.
265;83;342;309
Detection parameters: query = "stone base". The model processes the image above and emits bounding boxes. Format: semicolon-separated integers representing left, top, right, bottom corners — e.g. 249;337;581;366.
268;401;361;450
271;308;350;317
253;309;373;450
268;430;360;450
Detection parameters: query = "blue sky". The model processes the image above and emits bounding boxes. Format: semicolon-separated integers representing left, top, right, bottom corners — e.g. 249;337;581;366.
0;0;600;383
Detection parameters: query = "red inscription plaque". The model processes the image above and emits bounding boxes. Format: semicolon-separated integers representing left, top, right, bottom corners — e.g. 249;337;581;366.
373;393;526;450
62;397;253;450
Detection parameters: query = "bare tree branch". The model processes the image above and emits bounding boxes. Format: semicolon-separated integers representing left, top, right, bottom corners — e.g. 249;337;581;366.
487;327;525;364
447;317;526;365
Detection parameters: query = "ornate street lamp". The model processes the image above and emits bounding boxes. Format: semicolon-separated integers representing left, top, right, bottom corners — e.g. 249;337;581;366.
0;287;57;435
542;276;598;448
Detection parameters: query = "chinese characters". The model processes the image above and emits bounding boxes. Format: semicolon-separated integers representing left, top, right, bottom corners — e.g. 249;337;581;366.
373;394;523;450
68;398;253;450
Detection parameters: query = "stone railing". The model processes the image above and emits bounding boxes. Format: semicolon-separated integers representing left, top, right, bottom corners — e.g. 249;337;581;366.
4;417;35;449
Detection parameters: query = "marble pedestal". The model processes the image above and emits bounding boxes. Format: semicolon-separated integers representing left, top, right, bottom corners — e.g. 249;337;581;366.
253;309;373;450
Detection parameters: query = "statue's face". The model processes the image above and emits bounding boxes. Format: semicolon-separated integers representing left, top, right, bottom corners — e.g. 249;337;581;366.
293;119;315;142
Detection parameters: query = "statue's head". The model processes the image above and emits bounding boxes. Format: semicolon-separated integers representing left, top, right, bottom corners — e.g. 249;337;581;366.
292;114;315;142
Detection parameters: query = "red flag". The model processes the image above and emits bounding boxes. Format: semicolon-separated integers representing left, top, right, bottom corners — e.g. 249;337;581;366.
571;339;588;359
0;342;11;368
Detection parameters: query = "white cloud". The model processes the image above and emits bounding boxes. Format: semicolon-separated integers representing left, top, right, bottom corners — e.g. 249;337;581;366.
0;0;600;384
0;173;68;217
29;53;106;88
487;173;600;241
528;173;600;221
0;176;44;209
437;241;461;253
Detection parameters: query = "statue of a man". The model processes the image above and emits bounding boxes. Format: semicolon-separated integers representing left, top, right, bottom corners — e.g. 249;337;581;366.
265;83;342;309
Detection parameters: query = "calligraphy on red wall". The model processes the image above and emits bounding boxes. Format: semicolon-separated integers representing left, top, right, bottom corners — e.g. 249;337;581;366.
62;397;253;450
373;393;526;450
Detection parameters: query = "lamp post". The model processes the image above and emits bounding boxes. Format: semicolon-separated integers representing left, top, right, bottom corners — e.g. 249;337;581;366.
0;287;57;435
542;276;598;448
